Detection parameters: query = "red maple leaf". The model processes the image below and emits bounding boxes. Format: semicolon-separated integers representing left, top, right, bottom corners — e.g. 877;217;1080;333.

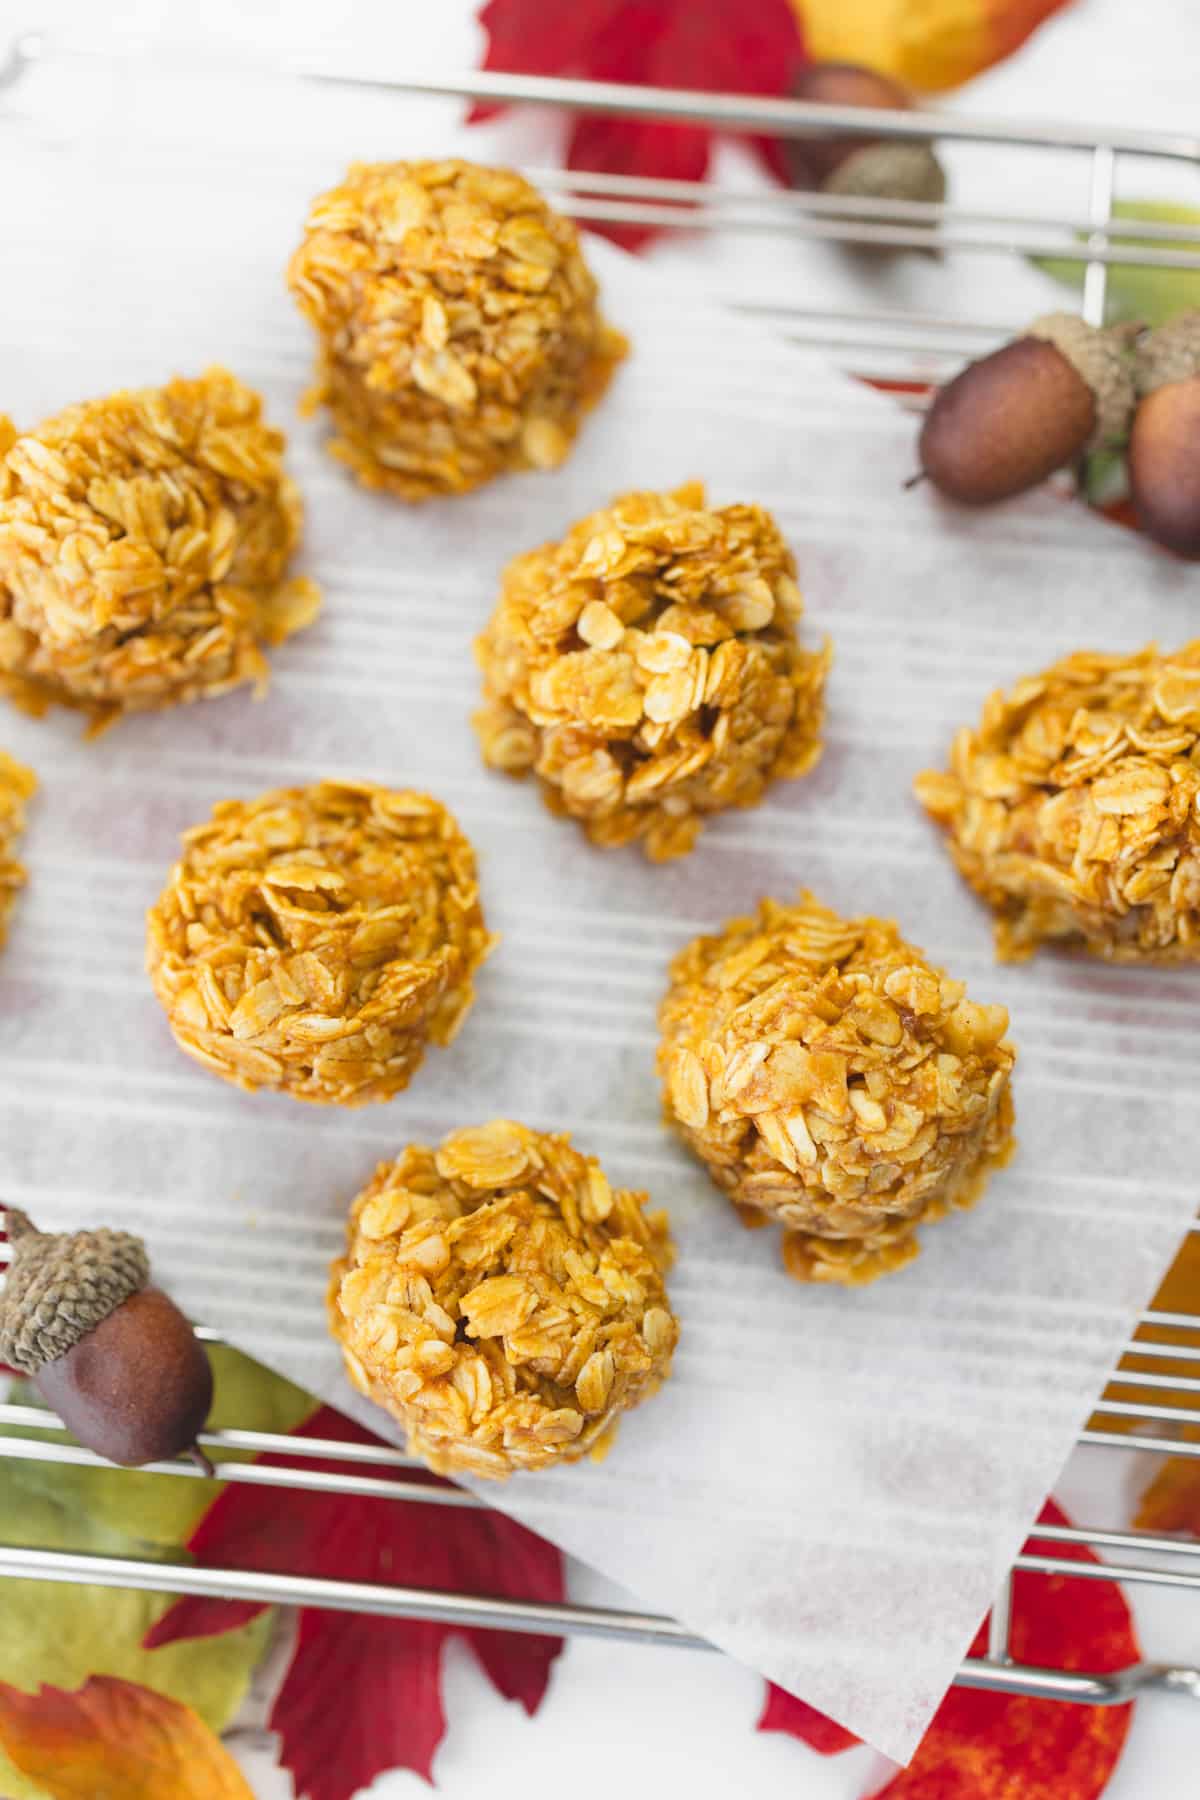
146;1407;564;1798
757;1684;860;1754
471;0;808;246
758;1500;1138;1800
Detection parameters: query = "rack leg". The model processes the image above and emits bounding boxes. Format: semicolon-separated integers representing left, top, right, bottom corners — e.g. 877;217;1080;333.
987;1571;1014;1664
1082;146;1116;326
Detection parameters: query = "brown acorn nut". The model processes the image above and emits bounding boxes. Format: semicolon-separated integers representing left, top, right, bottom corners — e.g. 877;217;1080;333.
0;1210;213;1469
1129;311;1200;556
783;63;946;208
917;314;1137;505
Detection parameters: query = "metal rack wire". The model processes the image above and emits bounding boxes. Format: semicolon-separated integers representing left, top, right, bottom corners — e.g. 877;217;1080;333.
3;40;1200;1712
1;1274;1200;1704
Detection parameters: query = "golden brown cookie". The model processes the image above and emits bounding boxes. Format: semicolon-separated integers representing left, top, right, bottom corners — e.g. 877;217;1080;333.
659;892;1015;1283
474;482;829;860
288;159;625;500
147;781;492;1104
0;751;35;951
916;643;1200;961
0;371;318;729
330;1120;678;1477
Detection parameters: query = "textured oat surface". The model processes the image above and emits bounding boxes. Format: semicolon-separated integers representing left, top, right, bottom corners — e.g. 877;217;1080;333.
474;482;830;860
0;751;35;953
288;159;626;500
0;370;319;728
330;1120;678;1477
916;642;1200;962
658;892;1015;1283
146;780;493;1105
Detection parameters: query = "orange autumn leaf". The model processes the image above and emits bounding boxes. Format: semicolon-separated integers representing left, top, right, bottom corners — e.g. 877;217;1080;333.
794;0;1074;92
1106;1225;1200;1546
1136;1428;1200;1534
1089;1227;1200;1435
1138;1227;1200;1318
0;1676;254;1800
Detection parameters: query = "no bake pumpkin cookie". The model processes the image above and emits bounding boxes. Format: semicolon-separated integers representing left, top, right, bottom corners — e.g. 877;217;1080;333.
330;1121;678;1477
659;892;1015;1283
147;781;492;1104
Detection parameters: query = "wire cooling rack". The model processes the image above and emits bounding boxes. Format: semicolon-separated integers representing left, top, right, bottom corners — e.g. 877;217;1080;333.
2;40;1200;1711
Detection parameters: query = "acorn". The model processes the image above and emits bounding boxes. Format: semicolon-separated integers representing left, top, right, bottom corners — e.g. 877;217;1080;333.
0;1209;214;1470
1129;311;1200;556
783;63;947;209
916;313;1138;505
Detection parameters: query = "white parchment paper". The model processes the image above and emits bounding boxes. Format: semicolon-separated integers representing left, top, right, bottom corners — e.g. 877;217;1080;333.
2;52;1198;1764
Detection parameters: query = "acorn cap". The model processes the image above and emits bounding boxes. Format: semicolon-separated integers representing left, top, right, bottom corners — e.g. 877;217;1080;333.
823;141;947;207
0;1209;150;1375
1027;313;1138;450
1135;310;1200;396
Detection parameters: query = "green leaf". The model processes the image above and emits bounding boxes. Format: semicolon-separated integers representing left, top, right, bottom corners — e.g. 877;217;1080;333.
207;1342;315;1437
1082;446;1129;510
0;1348;315;1798
0;1587;273;1800
1034;200;1200;328
0;1346;314;1552
1036;202;1200;329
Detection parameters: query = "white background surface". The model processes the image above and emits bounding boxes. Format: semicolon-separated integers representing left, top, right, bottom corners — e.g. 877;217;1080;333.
4;0;1200;1794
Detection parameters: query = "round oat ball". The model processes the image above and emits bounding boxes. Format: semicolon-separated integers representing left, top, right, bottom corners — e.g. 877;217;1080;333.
329;1120;679;1477
916;643;1200;962
473;483;830;861
0;371;319;727
658;893;1015;1284
146;781;493;1105
0;751;35;953
287;159;626;500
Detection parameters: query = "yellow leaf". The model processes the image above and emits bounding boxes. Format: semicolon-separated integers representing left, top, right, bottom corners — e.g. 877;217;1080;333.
794;0;1074;92
0;1676;254;1800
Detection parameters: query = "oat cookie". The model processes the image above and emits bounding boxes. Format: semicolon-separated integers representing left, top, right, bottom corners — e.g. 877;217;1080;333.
658;892;1015;1284
916;643;1200;962
0;752;35;951
288;159;626;500
474;482;830;860
330;1120;678;1477
147;781;492;1105
0;372;319;729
